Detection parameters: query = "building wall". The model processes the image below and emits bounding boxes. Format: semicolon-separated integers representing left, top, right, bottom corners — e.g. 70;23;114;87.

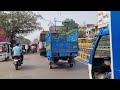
80;24;98;38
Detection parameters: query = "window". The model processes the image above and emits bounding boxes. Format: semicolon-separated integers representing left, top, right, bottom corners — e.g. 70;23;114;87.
8;44;9;53
94;35;110;58
0;46;7;52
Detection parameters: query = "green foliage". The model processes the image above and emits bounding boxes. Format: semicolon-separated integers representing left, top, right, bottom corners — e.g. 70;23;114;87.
17;36;31;44
62;18;79;29
57;18;80;37
78;30;86;38
0;11;42;45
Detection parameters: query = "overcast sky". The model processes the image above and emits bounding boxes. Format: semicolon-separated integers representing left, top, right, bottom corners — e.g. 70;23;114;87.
25;11;98;42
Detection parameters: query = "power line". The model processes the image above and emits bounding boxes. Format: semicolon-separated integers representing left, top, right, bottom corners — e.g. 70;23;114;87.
38;11;81;15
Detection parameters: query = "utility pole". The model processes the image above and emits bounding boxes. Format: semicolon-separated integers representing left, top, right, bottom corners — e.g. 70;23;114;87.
54;18;56;31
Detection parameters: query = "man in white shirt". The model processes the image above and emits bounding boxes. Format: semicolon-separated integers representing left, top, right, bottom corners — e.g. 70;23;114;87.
25;44;28;53
32;45;35;53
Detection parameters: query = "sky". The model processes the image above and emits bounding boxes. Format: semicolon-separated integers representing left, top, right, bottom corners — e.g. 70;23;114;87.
25;11;98;42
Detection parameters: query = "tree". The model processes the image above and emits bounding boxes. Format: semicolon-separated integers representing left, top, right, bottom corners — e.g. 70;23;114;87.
62;18;79;29
33;38;39;44
78;30;86;38
57;18;80;37
17;36;31;45
0;11;42;46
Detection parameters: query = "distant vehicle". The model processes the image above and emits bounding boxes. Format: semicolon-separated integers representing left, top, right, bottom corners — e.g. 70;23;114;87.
0;42;11;61
32;44;38;53
39;31;49;56
21;44;26;53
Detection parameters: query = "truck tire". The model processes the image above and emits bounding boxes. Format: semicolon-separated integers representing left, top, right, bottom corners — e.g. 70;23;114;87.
68;60;71;64
49;66;52;69
53;59;58;64
70;64;73;67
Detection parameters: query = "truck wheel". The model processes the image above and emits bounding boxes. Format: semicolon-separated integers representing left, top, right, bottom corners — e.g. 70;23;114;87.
49;66;52;69
54;61;58;64
54;59;58;64
68;60;71;64
70;64;73;67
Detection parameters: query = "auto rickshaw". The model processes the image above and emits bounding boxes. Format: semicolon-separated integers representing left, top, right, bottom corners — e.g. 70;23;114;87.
0;42;12;61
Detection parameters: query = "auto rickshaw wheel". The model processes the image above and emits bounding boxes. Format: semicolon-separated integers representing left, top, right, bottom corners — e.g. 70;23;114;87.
53;59;58;64
6;57;9;61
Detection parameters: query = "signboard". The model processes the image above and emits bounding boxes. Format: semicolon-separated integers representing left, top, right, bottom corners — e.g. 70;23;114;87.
0;27;9;42
0;35;8;42
98;11;110;28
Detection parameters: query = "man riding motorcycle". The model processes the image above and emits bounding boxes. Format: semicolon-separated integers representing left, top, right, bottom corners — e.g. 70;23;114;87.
12;43;23;64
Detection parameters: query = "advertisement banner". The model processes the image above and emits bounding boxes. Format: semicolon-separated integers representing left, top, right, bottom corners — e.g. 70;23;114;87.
98;11;110;28
0;27;9;42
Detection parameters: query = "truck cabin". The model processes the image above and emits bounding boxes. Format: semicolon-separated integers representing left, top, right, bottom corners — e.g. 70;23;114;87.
89;27;111;79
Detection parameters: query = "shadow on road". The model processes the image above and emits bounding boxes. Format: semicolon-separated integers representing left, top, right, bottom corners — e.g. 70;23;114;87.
20;65;37;71
51;61;88;71
0;59;13;62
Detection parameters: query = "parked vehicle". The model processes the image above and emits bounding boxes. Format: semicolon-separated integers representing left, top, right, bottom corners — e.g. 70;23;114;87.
46;31;79;69
0;42;11;61
31;44;38;53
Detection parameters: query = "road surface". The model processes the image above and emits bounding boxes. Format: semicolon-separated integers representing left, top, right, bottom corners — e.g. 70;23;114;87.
0;53;89;79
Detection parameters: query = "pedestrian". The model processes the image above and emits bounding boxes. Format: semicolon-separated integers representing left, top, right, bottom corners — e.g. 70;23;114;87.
25;44;28;53
31;45;35;53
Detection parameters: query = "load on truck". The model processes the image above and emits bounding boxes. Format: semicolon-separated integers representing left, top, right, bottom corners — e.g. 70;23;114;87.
39;31;49;57
46;31;79;69
88;11;120;79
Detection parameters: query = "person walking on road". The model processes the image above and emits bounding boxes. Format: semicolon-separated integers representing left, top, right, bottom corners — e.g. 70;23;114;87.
32;45;35;53
25;44;28;54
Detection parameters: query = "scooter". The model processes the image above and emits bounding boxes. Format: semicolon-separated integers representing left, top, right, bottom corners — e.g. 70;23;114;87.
13;56;22;70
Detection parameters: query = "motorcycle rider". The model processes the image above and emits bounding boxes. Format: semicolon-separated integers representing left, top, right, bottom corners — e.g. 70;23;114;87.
12;43;23;64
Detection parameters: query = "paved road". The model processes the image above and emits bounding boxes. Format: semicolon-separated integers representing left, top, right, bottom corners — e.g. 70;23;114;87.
0;53;89;79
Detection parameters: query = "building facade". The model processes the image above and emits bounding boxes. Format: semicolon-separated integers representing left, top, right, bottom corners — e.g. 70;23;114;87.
80;24;98;38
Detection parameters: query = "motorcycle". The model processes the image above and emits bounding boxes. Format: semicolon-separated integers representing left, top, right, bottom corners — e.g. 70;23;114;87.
13;56;22;70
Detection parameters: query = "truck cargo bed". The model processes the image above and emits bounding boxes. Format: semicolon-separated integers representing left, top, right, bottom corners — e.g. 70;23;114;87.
46;31;78;58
